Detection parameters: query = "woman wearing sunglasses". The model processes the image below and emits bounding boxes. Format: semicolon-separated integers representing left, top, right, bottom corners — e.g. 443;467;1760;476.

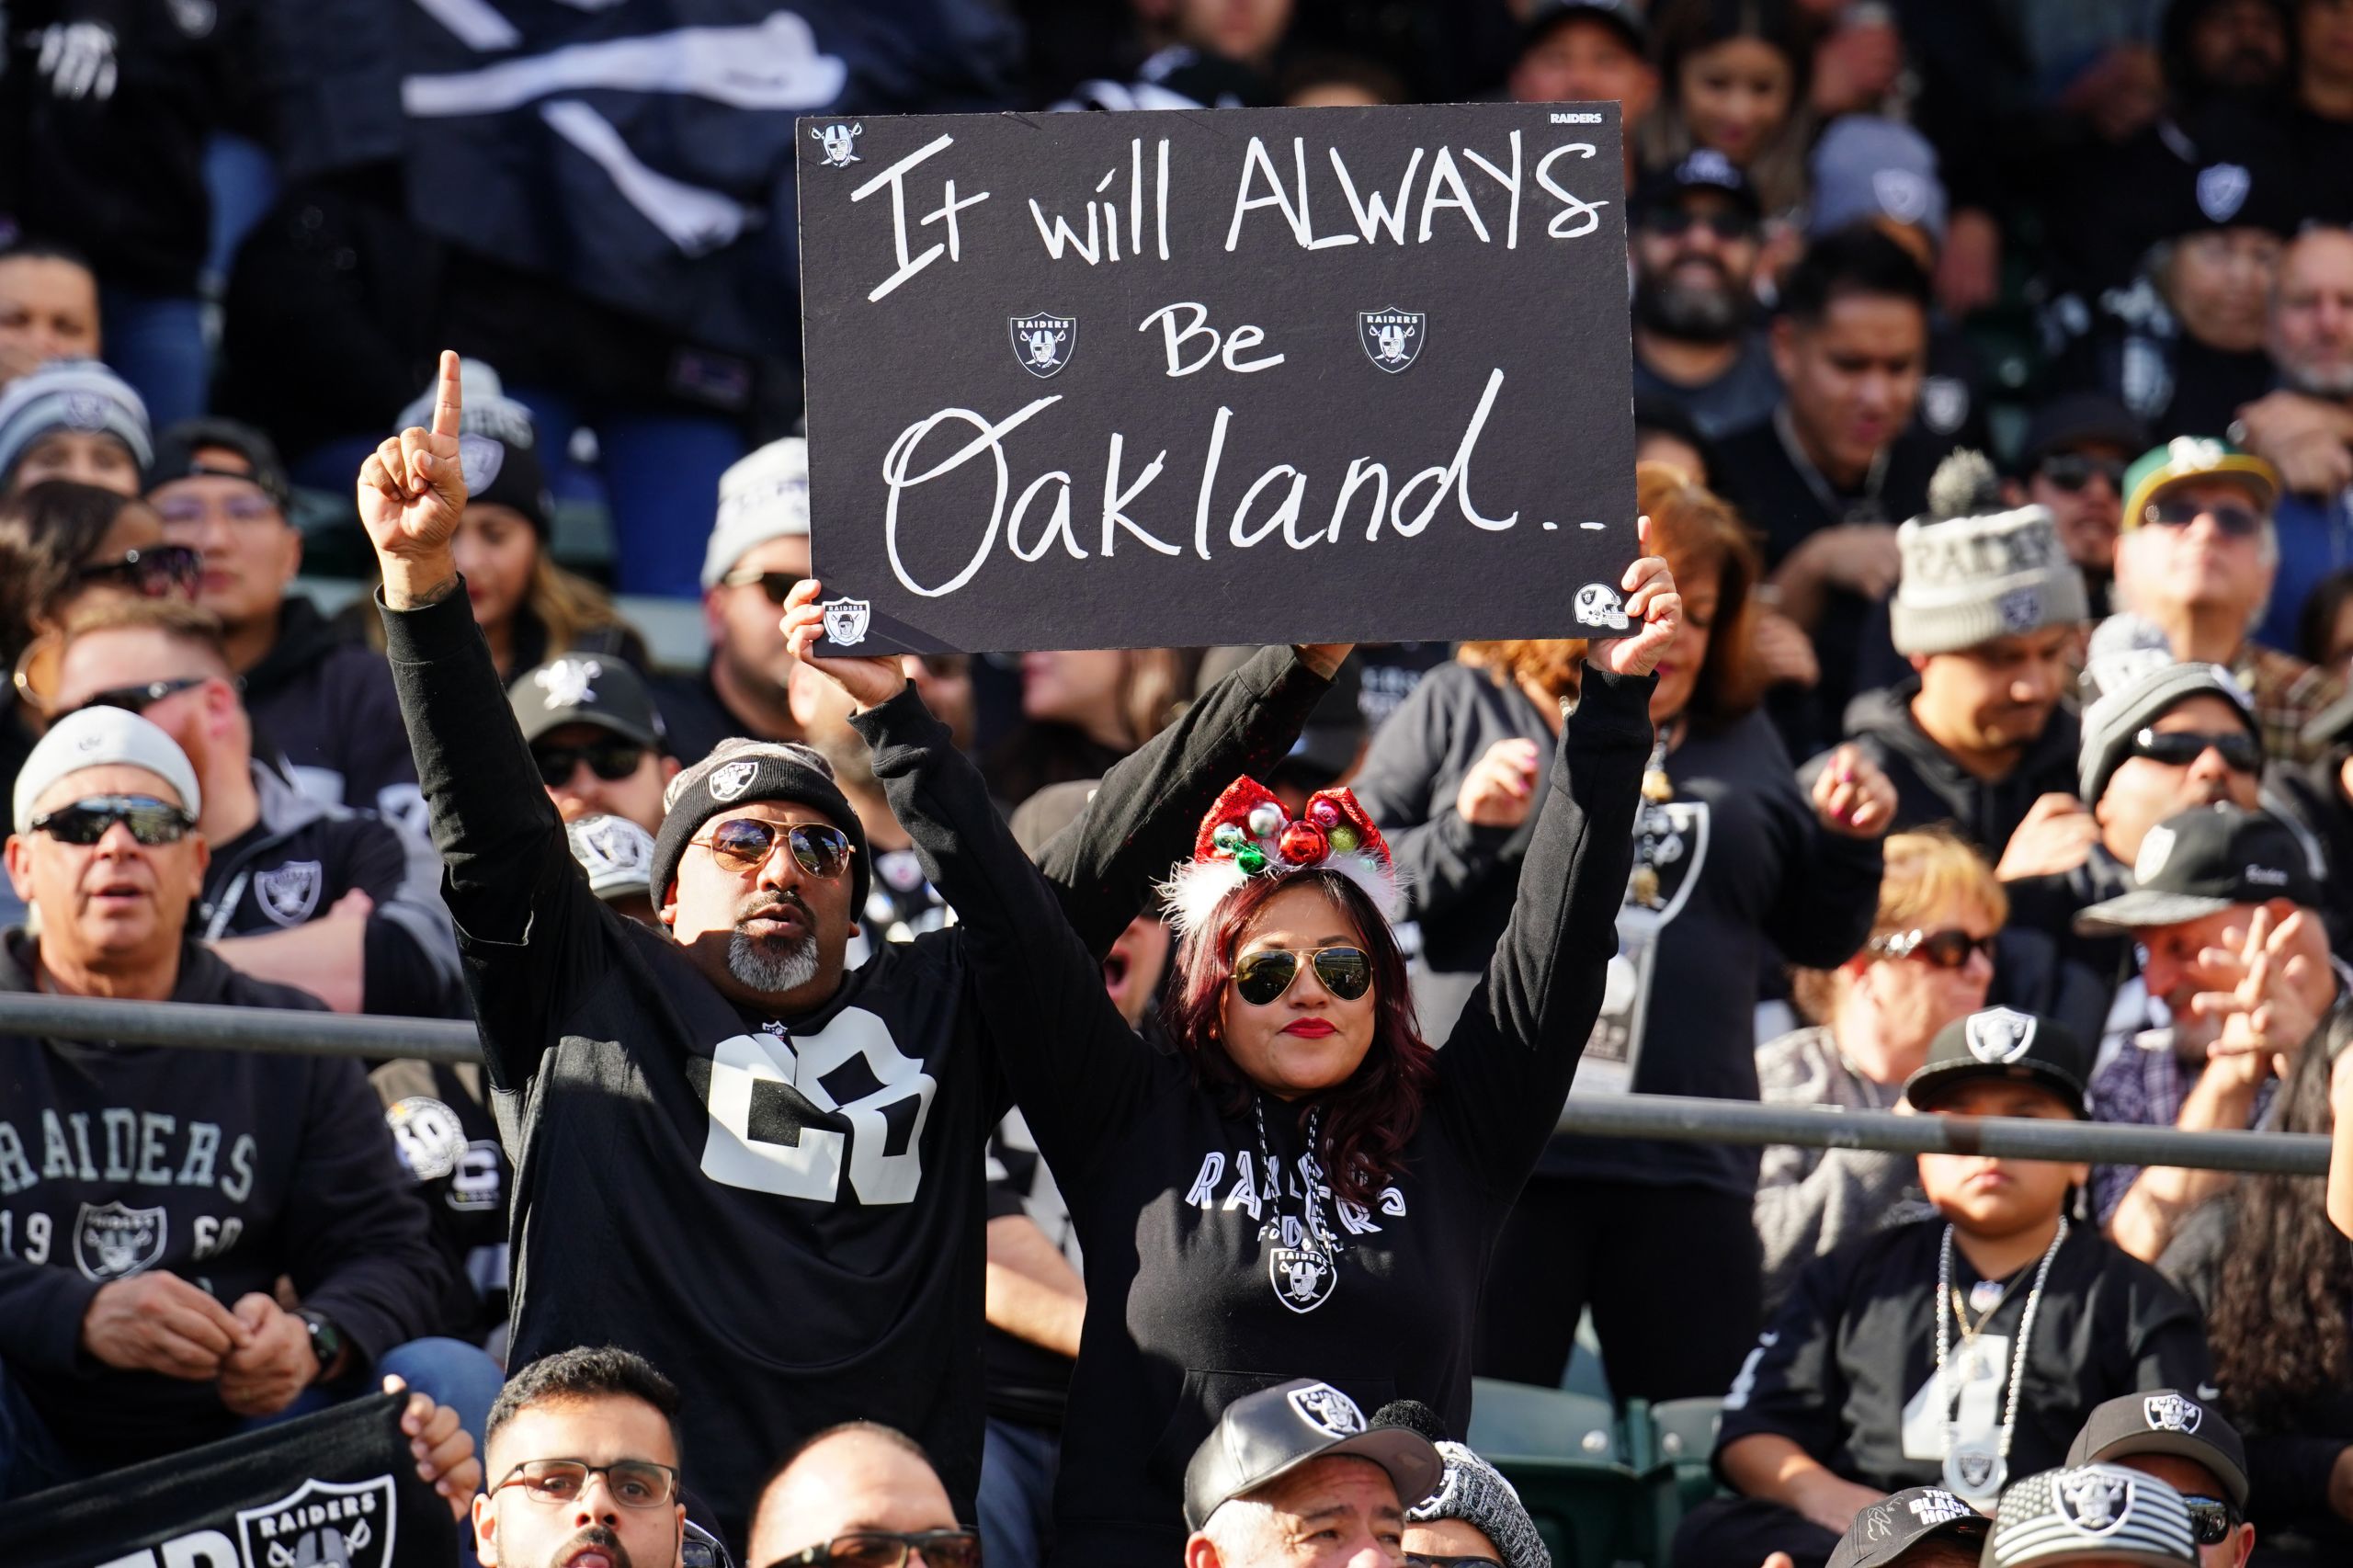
1756;828;2005;1309
790;529;1677;1568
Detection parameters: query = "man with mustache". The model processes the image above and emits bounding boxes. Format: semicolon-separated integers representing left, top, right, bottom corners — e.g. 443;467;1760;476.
1628;150;1778;440
359;356;1343;1553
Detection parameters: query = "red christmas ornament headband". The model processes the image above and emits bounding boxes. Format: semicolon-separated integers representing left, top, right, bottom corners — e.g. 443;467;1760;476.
1158;777;1403;939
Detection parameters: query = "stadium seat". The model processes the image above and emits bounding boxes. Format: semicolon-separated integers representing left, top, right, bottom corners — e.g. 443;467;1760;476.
1636;1395;1730;1559
1467;1379;1647;1568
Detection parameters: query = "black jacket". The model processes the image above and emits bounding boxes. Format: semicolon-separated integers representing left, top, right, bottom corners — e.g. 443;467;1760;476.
1819;680;2082;860
873;660;1652;1566
242;597;423;833
381;585;1326;1551
0;934;447;1466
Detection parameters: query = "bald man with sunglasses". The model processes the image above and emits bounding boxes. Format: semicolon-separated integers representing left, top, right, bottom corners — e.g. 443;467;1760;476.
360;354;1347;1552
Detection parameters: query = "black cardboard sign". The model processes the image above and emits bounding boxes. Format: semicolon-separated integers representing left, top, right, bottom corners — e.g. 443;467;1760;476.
796;102;1634;653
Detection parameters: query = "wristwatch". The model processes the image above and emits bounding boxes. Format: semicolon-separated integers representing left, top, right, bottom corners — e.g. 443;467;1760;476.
295;1309;346;1382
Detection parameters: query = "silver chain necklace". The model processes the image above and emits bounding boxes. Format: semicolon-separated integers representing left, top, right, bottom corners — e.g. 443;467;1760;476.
1934;1217;2068;1504
1255;1098;1341;1312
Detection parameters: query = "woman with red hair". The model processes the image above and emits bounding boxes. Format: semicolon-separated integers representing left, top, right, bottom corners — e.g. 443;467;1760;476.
788;533;1681;1568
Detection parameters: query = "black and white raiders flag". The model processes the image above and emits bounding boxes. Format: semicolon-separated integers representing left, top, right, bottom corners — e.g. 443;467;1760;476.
0;1393;455;1568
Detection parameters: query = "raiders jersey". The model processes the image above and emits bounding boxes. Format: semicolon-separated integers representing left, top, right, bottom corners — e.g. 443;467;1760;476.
862;667;1653;1567
383;588;1327;1553
1716;1219;2211;1497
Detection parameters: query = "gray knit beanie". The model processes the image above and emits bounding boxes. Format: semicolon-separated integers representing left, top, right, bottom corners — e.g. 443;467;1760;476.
2077;659;2256;803
649;738;870;915
1405;1441;1551;1568
0;358;153;484
1890;451;2088;656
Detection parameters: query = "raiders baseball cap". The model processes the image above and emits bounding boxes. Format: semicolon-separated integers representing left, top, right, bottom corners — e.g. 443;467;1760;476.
508;654;667;750
1829;1487;1989;1568
565;813;655;903
1904;1007;2092;1119
2074;804;2318;936
1524;0;1647;55
1983;1465;2199;1568
2064;1392;2248;1511
1632;147;1762;220
1183;1381;1442;1532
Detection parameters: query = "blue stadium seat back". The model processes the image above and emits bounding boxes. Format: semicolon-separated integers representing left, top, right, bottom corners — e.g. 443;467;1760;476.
1647;1396;1723;1472
1467;1377;1625;1465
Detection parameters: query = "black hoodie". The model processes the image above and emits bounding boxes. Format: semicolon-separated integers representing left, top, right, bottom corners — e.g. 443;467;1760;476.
0;935;447;1466
1819;679;2083;859
241;597;421;833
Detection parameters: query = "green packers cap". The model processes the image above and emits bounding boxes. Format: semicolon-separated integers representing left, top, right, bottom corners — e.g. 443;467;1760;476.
2120;437;2278;534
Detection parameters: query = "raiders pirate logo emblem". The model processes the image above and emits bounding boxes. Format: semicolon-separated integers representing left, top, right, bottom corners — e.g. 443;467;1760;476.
1286;1382;1364;1437
237;1474;398;1568
813;121;863;167
2058;1470;2135;1535
821;597;872;646
2196;163;2250;225
62;392;115;430
1964;1006;2037;1064
1873;167;1932;224
1009;312;1076;379
2145;1393;2204;1433
1269;1244;1337;1313
255;860;324;926
1359;308;1426;373
1573;583;1630;631
534;657;602;711
457;433;506;493
709;759;759;803
1995;585;2040;633
2135;824;2178;883
74;1199;166;1282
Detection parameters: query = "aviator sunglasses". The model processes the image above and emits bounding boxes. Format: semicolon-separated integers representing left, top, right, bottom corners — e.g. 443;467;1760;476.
690;817;856;879
1233;945;1374;1006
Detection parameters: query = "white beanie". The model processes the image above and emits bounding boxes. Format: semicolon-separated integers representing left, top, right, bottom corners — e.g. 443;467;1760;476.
1891;450;2088;656
13;709;201;835
700;437;810;590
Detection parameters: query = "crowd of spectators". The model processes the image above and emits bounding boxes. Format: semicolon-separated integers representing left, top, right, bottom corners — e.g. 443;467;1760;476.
8;1;2353;1566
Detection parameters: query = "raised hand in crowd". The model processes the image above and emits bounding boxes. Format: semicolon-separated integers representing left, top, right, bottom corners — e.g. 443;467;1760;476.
1808;744;1897;839
2189;904;2332;1081
1455;737;1542;827
1769;522;1902;632
1600;517;1682;677
2232;389;2353;496
1750;606;1820;691
358;348;468;602
1994;791;2102;882
80;1271;253;1381
387;1373;482;1521
779;576;910;710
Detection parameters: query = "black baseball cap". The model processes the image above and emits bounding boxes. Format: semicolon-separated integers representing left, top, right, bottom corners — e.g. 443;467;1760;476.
2074;804;2319;935
2017;393;2148;474
1523;0;1647;55
1632;148;1763;221
508;654;667;750
1829;1487;1990;1568
146;416;292;511
1904;1007;2092;1119
1183;1380;1442;1532
2065;1392;2248;1511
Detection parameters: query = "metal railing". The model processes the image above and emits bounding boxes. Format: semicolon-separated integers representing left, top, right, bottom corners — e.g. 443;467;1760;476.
0;993;2329;1176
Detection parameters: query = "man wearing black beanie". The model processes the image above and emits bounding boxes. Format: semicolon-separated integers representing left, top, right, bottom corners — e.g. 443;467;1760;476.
357;355;1344;1552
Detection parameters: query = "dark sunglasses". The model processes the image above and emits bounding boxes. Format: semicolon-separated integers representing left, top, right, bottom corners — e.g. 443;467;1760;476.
692;817;855;879
767;1530;983;1568
1233;945;1374;1006
490;1458;679;1508
2036;453;2125;494
31;794;195;846
2180;1494;2240;1548
1868;927;1996;971
63;676;208;722
74;543;201;597
533;737;648;788
2129;726;2261;774
1639;207;1756;242
2143;498;2264;537
1406;1557;1505;1568
722;566;806;607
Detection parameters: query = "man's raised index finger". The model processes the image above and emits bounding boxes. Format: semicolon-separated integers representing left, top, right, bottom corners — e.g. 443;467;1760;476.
431;348;463;438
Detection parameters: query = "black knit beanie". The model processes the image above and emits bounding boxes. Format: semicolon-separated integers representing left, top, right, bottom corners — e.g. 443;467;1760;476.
650;738;870;915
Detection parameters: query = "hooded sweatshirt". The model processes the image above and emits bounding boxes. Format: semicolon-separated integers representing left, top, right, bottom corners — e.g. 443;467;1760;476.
0;936;447;1466
1820;679;2082;858
241;597;422;832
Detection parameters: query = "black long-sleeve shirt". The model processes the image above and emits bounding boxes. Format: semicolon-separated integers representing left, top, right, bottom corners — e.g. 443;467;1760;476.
0;936;445;1466
860;665;1655;1566
380;585;1325;1551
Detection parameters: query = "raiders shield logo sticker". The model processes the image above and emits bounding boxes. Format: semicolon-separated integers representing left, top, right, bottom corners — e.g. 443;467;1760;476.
1009;312;1076;378
74;1199;166;1281
1964;1006;2037;1064
2058;1471;2134;1535
1918;375;1969;436
2144;1393;2203;1433
1287;1381;1365;1437
2197;163;2250;224
255;860;324;927
1359;308;1425;373
457;433;506;494
822;597;872;646
708;759;759;803
237;1474;398;1568
1270;1244;1337;1313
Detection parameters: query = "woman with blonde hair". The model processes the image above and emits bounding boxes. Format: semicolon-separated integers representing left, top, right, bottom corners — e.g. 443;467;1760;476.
1756;828;2005;1308
1351;460;1895;1403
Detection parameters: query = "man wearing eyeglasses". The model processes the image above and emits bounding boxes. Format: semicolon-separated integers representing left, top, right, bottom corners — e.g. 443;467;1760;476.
145;418;425;835
1628;152;1777;442
513;653;678;835
748;1423;976;1568
0;706;475;1496
360;356;1344;1551
2073;803;2339;1262
2112;437;2346;766
657;437;813;768
2066;1392;2254;1568
2002;393;2149;618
